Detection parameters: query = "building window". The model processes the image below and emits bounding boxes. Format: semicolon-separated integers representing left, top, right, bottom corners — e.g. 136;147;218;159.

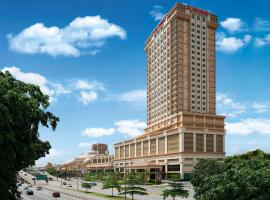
197;16;200;21
168;164;180;172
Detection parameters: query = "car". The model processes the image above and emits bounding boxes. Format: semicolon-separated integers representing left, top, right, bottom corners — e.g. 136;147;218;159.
62;181;66;185
52;192;60;197
90;182;97;186
23;186;28;190
36;186;42;190
26;190;33;195
67;184;72;187
24;173;27;176
28;184;32;188
17;182;22;186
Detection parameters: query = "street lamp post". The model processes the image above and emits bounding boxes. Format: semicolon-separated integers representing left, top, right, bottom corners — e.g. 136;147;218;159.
121;149;127;200
76;159;80;191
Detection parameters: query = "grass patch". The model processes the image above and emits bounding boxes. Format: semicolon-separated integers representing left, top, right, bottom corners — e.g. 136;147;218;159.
67;188;131;200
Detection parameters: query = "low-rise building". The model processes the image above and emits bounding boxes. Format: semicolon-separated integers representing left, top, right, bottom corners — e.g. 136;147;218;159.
59;143;114;173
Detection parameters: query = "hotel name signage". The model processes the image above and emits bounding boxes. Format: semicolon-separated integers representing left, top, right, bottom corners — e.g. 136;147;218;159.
186;5;210;16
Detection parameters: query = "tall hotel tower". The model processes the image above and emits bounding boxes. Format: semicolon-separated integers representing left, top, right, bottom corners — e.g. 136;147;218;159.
114;3;225;180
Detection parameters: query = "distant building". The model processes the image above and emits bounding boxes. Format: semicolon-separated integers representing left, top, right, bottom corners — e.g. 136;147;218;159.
60;143;114;173
114;3;225;180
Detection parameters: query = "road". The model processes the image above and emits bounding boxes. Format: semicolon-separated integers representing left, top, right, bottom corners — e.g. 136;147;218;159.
18;184;82;200
48;178;195;200
19;171;195;200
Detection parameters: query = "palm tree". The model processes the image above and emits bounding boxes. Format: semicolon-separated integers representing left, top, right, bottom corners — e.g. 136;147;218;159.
102;173;121;196
119;172;148;200
163;174;189;200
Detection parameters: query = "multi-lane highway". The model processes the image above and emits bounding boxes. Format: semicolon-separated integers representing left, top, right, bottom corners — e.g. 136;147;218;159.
18;184;82;200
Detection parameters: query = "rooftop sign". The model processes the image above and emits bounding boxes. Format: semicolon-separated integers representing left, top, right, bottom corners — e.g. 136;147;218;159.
186;5;210;16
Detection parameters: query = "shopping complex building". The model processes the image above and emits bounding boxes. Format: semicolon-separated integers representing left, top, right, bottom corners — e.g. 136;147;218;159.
59;143;114;173
114;3;225;180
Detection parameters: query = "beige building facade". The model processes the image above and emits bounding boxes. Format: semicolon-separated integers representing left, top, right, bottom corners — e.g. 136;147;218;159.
114;3;225;180
60;144;114;173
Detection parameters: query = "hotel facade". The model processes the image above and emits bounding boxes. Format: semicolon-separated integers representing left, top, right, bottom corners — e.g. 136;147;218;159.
114;3;225;180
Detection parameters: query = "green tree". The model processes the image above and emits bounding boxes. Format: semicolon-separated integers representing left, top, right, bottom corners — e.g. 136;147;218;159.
164;174;188;200
191;158;225;187
120;172;147;200
102;173;121;196
161;189;170;200
84;171;106;181
81;182;92;193
192;150;270;200
47;167;58;176
0;71;59;200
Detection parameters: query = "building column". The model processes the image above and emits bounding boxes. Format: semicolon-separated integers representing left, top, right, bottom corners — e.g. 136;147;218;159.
193;133;196;152
204;134;207;152
180;132;184;152
165;134;168;154
156;138;159;155
141;141;143;157
129;144;131;158
180;162;184;179
165;161;168;180
214;134;216;152
134;140;137;158
123;145;126;159
148;139;151;156
223;135;225;153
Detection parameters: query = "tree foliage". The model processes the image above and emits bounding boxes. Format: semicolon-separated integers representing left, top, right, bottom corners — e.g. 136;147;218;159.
84;171;106;181
81;182;92;193
102;172;121;196
47;167;58;176
0;71;59;200
119;172;147;200
191;150;270;200
162;174;188;200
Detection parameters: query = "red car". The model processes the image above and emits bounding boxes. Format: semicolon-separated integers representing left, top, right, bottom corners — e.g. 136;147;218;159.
52;192;60;197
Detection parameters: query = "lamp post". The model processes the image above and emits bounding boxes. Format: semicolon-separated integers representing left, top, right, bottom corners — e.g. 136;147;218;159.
76;159;79;191
121;149;127;200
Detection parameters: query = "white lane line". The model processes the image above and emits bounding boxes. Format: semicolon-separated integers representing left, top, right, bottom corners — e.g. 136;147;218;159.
20;194;35;200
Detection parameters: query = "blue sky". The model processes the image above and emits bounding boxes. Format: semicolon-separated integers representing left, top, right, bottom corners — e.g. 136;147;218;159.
1;0;270;166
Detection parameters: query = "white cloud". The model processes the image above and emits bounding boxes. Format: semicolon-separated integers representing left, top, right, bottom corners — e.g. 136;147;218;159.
150;5;166;21
7;16;126;57
253;17;270;32
52;83;71;95
252;102;269;113
216;32;251;53
254;34;270;47
115;119;146;137
117;89;146;102
216;92;245;117
81;127;115;137
247;140;257;145
220;18;247;33
74;80;105;91
78;91;98;105
1;66;69;102
35;148;68;166
226;118;270;135
46;148;66;159
78;142;92;148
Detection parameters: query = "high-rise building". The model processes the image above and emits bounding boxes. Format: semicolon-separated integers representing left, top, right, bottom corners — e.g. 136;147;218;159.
114;3;225;180
92;143;109;155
